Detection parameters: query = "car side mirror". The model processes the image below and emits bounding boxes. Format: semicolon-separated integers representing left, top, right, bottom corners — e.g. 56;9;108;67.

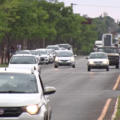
86;57;88;59
44;86;56;95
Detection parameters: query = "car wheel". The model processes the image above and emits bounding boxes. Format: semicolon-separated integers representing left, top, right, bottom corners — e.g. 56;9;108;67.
72;65;75;68
54;65;58;68
88;67;90;71
106;67;109;71
116;64;119;69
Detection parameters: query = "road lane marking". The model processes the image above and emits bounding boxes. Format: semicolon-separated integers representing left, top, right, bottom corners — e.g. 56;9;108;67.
97;99;112;120
113;75;120;90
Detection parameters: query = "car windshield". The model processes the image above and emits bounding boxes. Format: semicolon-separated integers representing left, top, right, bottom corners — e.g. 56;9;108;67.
58;45;68;49
57;52;73;57
15;52;30;54
89;53;107;59
38;50;47;55
10;56;36;64
47;47;59;50
30;51;39;55
97;48;118;53
0;73;38;93
95;44;102;46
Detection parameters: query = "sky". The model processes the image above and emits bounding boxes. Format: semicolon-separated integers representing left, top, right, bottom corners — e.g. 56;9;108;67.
58;0;120;22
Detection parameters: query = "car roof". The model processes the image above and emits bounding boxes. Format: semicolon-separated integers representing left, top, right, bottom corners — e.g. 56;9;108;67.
90;52;107;54
0;68;37;74
46;45;59;47
36;49;47;51
12;54;35;57
98;46;117;48
57;50;73;52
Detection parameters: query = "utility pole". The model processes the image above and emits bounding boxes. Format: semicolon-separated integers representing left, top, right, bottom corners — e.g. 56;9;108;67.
71;3;77;10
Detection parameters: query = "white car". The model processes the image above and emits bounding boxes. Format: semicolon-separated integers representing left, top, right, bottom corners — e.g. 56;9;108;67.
36;49;50;64
54;50;75;68
46;45;60;53
0;68;56;120
8;54;41;74
87;52;109;71
30;50;40;63
46;49;54;63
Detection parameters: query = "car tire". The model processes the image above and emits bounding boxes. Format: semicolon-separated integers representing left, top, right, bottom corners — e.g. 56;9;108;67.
88;67;91;71
72;65;75;68
54;65;58;68
116;64;119;69
106;67;109;71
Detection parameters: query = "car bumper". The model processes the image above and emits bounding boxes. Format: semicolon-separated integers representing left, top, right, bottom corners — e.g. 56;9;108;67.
0;112;44;120
88;64;108;69
55;61;75;66
109;61;119;65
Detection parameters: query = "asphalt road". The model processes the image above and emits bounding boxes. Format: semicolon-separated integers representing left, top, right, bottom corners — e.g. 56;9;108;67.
41;56;120;120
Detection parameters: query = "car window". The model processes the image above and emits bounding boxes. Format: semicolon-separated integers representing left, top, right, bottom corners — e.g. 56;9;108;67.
97;48;119;53
89;53;107;59
10;56;36;64
30;51;39;55
0;73;38;93
47;47;59;50
56;52;73;57
15;52;30;54
38;50;47;55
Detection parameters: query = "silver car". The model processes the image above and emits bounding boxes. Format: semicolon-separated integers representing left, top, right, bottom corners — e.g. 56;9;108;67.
54;50;75;68
87;52;109;71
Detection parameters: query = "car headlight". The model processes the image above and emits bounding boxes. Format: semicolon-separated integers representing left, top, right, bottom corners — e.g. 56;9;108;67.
55;57;59;61
103;60;108;64
70;57;75;61
26;105;38;115
89;61;94;64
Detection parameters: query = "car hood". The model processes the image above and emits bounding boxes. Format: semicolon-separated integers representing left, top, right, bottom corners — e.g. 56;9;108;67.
40;54;48;57
88;59;108;62
106;53;119;56
0;94;42;106
8;64;38;70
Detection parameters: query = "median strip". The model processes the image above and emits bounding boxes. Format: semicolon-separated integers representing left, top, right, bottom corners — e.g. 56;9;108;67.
98;99;112;120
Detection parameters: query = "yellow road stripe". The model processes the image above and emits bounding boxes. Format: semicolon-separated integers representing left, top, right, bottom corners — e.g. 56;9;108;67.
97;99;112;120
113;75;120;90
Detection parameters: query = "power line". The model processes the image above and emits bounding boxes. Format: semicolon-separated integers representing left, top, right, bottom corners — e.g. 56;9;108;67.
72;4;120;8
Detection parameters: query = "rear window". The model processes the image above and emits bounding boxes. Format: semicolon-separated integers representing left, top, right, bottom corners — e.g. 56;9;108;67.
10;56;36;64
0;73;38;93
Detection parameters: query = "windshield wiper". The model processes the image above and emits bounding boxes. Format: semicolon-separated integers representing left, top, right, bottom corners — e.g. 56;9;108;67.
11;62;19;64
0;91;25;93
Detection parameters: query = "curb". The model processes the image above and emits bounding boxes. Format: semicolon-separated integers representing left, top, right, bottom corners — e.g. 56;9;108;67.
111;98;119;120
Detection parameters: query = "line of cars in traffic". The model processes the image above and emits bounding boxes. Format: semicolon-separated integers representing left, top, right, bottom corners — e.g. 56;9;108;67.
0;43;75;120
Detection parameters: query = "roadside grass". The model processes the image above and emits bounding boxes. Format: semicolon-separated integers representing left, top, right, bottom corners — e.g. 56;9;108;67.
114;96;120;120
0;64;8;67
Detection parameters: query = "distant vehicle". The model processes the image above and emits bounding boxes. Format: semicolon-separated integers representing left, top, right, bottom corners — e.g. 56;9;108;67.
102;33;113;46
15;50;31;54
36;49;50;64
46;49;54;63
93;41;102;52
46;45;60;52
8;54;41;74
54;50;75;68
86;52;109;71
30;50;40;64
0;68;56;120
57;44;72;50
97;46;119;68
